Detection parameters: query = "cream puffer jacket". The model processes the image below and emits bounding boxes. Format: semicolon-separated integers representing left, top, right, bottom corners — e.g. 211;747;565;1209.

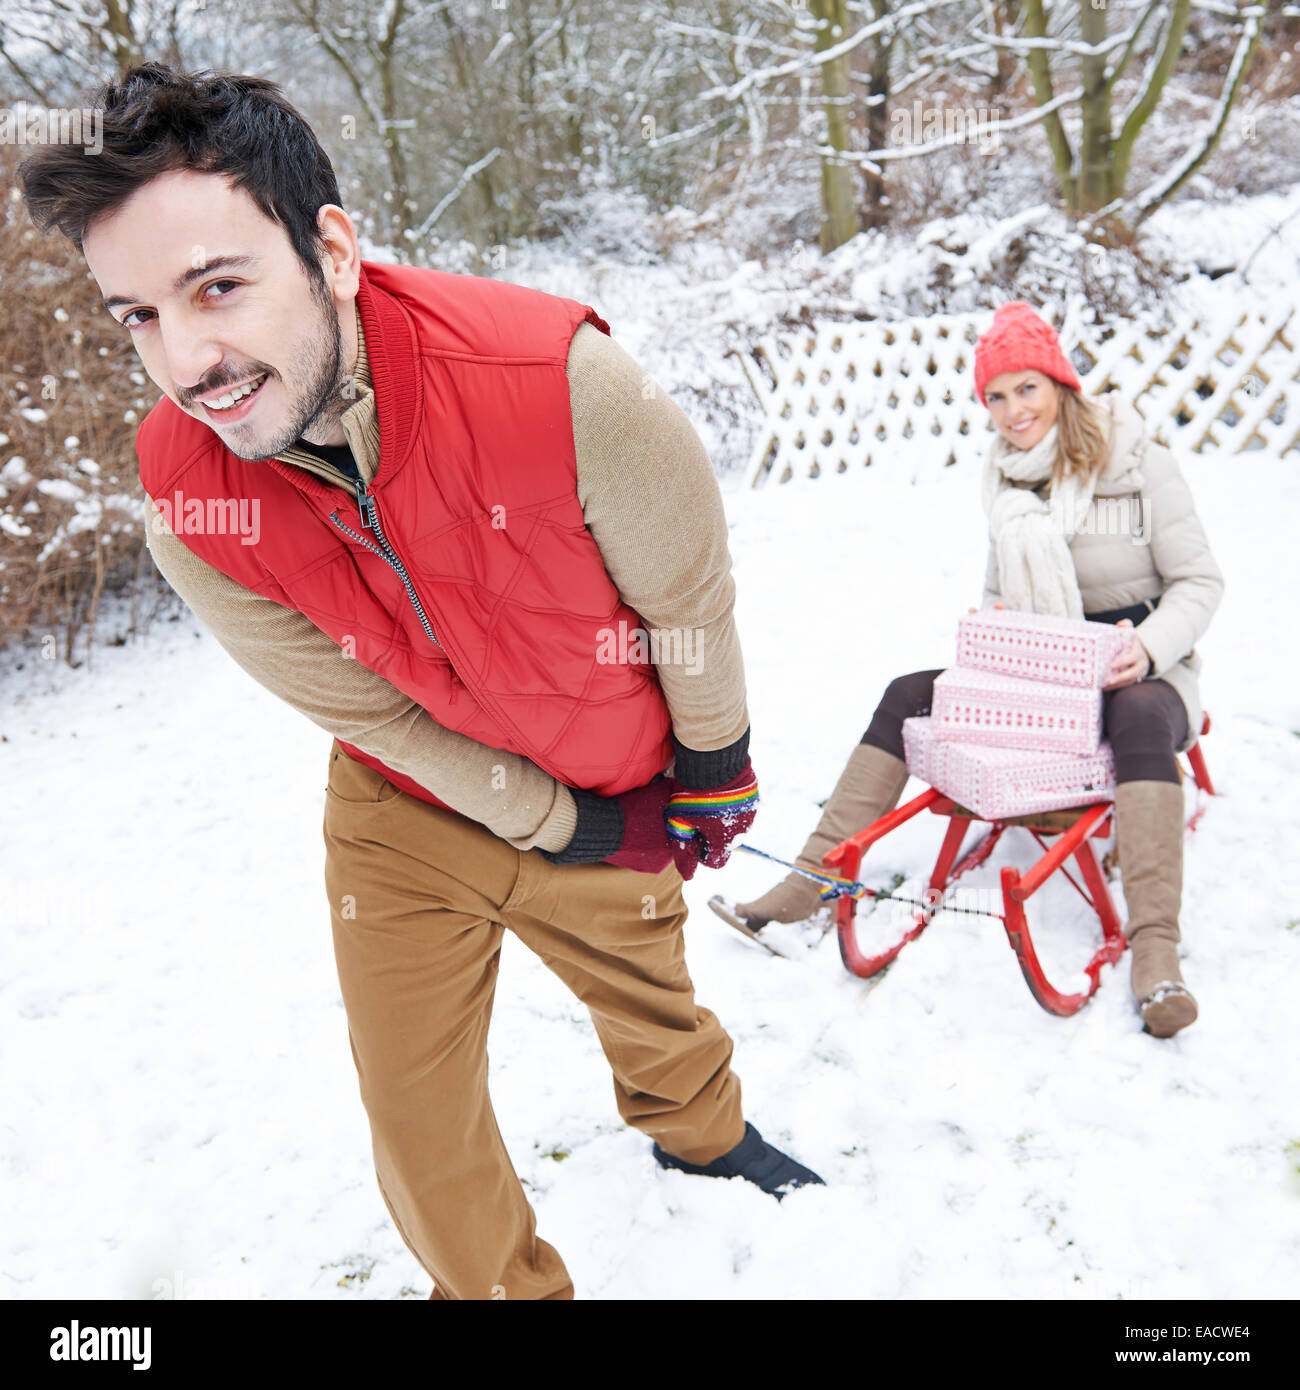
981;392;1225;753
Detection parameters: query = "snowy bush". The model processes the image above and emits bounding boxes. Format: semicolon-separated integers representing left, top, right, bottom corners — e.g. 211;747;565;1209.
0;153;169;666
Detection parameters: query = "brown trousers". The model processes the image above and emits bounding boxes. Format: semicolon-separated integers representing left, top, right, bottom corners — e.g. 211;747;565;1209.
321;741;746;1300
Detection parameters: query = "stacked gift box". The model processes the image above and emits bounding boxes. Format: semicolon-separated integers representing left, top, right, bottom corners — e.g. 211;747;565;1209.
902;609;1132;820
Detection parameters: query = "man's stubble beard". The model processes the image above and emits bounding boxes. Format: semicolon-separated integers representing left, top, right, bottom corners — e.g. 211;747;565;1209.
223;272;348;461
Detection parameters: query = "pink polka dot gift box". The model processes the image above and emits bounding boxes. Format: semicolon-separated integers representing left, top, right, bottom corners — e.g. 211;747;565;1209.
957;608;1133;689
903;716;1116;821
930;666;1104;756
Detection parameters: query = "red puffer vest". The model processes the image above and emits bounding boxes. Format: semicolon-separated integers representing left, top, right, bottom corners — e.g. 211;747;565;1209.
136;261;673;807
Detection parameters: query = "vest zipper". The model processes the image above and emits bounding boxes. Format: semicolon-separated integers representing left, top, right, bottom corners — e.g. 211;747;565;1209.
329;480;442;648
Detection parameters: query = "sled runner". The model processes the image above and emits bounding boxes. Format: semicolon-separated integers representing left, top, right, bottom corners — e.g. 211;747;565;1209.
705;898;793;957
754;714;1215;1016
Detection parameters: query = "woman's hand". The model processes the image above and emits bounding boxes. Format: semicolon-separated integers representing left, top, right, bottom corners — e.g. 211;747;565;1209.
1103;618;1152;690
967;603;1007;614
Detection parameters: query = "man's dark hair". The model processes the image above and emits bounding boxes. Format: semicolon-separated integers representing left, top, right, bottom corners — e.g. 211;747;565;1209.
19;62;342;285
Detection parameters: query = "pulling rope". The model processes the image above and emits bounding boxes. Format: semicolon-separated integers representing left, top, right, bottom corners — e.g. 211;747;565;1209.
735;843;1006;921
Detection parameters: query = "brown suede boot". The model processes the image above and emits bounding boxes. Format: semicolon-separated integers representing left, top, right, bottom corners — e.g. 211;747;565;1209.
1115;780;1197;1038
731;743;910;929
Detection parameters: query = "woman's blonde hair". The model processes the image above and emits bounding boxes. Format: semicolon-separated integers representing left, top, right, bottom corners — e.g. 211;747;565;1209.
1054;387;1111;487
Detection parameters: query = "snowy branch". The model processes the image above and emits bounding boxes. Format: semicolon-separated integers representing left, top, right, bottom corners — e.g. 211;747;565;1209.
698;0;965;104
1130;5;1265;223
846;84;1085;167
967;26;1141;59
643;111;736;152
518;0;578;62
407;147;503;243
1102;2;1163;97
659;19;807;62
483;29;514;68
1113;1;1173;139
1238;195;1300;284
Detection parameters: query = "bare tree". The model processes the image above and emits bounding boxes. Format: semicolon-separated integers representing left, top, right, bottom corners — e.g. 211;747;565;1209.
989;0;1266;225
281;0;421;245
0;0;277;104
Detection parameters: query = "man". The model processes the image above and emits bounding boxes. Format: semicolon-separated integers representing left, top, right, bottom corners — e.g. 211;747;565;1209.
20;63;823;1300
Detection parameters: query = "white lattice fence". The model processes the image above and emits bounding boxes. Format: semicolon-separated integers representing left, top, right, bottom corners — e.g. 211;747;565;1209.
738;307;1300;486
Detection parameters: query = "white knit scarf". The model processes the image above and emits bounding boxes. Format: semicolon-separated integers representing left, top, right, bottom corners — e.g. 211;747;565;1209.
980;423;1100;619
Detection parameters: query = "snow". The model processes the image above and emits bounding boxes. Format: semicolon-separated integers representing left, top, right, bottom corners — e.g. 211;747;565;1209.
3;177;1299;1301
35;478;84;502
399;178;1299;482
2;423;1296;1301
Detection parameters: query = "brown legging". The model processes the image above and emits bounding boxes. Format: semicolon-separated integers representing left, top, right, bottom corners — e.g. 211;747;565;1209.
861;669;1190;785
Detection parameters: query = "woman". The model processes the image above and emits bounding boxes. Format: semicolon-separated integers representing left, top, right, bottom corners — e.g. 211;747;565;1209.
726;301;1224;1038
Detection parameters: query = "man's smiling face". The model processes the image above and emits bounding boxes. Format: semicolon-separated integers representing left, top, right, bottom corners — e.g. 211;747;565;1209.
83;168;357;460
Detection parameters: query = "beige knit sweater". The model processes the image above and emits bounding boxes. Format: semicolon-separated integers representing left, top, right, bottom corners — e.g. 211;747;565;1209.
144;309;749;852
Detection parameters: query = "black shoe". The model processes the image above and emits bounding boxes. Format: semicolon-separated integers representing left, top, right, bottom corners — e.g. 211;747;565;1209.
652;1122;825;1200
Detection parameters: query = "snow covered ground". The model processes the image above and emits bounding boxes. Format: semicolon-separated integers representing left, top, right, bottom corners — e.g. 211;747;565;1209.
3;420;1297;1301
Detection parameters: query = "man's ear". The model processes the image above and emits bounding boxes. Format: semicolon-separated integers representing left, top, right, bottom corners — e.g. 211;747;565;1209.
317;204;361;304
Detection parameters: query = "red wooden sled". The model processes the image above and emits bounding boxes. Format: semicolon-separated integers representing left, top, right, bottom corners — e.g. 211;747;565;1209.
821;715;1217;1016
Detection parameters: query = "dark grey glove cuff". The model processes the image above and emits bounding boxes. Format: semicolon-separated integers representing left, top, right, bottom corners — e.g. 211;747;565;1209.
537;787;624;865
671;727;751;789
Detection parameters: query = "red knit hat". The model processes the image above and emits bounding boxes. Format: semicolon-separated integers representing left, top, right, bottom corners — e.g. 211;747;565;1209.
973;301;1082;407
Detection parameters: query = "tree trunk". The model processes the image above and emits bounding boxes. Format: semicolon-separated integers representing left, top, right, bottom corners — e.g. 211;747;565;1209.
811;0;859;252
101;0;140;75
1110;0;1192;199
990;0;1019;98
861;0;892;230
377;51;412;245
1022;0;1076;210
1076;0;1111;213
